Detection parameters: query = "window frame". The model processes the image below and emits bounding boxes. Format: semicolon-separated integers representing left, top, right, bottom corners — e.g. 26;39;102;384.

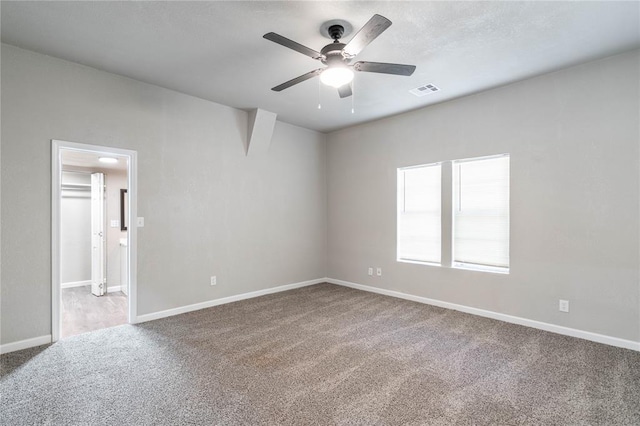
452;154;510;273
396;162;442;266
396;153;510;275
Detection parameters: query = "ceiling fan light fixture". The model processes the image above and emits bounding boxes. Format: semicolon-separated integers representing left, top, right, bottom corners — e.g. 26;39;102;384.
320;66;354;88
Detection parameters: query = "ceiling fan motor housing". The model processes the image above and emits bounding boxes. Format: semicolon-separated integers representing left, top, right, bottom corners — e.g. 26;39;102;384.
321;42;350;66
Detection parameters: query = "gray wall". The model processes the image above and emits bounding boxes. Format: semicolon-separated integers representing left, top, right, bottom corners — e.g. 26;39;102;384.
327;50;640;342
2;42;638;347
0;44;327;344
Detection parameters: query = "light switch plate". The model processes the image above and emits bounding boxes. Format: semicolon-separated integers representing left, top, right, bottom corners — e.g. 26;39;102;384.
137;217;145;227
110;220;120;228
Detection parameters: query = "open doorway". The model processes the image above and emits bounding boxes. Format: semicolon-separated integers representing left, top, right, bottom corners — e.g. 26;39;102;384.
52;140;138;342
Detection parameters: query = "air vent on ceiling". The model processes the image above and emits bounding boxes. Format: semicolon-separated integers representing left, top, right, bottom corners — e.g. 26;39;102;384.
409;84;440;97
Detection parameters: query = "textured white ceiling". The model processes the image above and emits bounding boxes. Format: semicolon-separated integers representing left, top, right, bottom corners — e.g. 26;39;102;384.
2;1;639;132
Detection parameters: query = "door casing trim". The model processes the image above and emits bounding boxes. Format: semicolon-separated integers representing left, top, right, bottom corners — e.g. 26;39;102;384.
51;139;138;342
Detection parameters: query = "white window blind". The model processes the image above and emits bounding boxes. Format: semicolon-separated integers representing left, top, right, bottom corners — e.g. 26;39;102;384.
453;155;510;270
397;164;441;264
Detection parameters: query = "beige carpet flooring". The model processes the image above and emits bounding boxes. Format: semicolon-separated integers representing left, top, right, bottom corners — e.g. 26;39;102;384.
2;283;639;425
62;285;128;338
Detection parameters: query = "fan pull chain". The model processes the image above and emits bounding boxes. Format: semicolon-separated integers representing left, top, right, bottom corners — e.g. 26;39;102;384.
351;78;355;114
317;78;322;110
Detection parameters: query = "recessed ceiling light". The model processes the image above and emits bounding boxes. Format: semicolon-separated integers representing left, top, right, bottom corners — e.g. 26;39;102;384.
98;157;118;164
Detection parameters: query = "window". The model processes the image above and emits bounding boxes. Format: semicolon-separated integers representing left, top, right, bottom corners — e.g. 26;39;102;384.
453;155;510;271
397;154;510;274
397;164;441;264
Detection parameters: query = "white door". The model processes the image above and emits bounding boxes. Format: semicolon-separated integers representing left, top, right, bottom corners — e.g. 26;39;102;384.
91;172;106;296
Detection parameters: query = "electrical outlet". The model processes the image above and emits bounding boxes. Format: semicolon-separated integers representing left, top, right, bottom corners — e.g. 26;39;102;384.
376;267;382;277
368;267;373;276
210;276;217;286
559;299;569;313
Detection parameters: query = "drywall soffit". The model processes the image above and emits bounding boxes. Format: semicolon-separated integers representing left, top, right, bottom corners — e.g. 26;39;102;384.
246;108;277;156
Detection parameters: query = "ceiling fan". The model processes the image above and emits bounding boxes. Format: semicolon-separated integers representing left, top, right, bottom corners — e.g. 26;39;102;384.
264;14;416;98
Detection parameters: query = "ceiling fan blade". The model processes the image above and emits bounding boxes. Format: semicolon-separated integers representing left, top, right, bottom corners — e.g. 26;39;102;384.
354;61;416;76
343;14;392;57
271;69;323;92
263;32;323;60
337;84;352;98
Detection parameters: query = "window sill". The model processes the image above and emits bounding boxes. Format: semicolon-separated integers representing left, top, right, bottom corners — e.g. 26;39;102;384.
396;259;510;275
452;262;509;275
397;258;441;268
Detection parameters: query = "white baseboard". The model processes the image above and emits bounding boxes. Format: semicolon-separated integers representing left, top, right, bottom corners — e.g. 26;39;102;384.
0;335;52;355
136;278;325;323
8;278;636;354
61;280;91;289
327;278;640;352
107;286;122;293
